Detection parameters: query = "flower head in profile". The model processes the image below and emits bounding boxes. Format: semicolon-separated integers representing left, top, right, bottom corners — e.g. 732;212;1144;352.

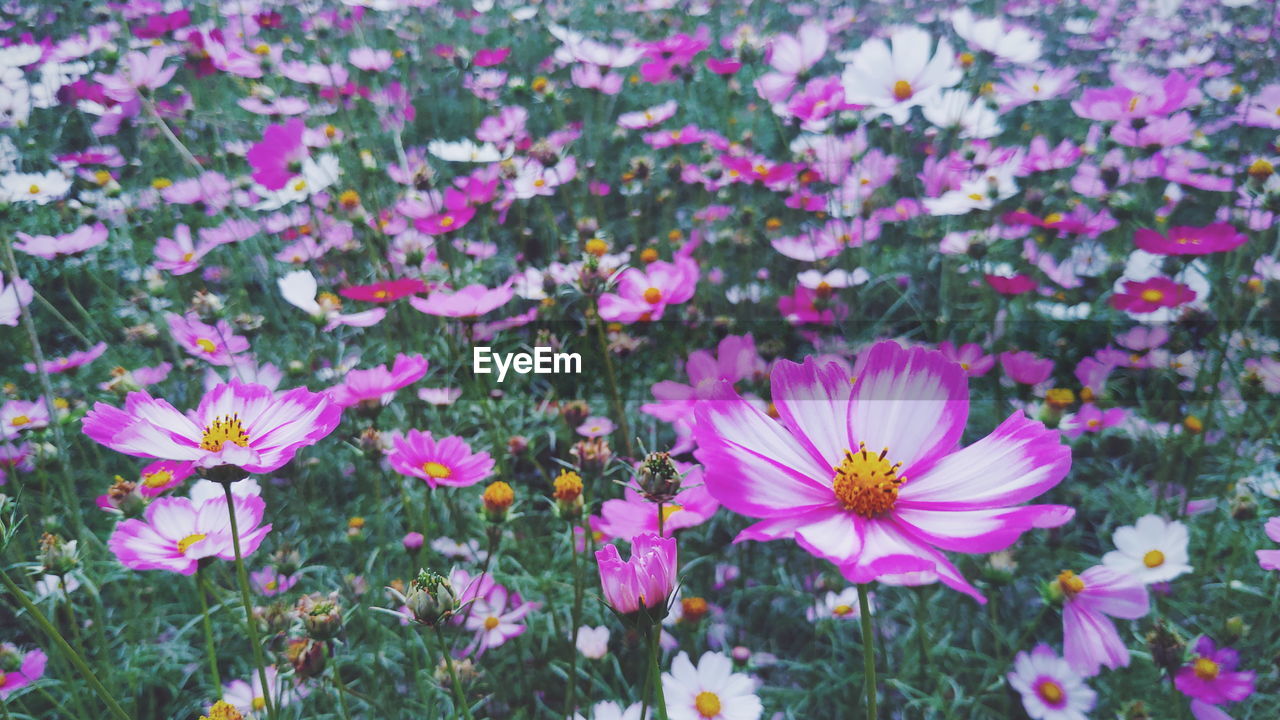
1134;223;1247;256
1007;644;1096;720
326;353;429;409
0;272;34;327
388;430;495;488
408;281;515;318
165;312;251;366
108;493;271;575
1055;565;1150;676
82;379;341;473
595;532;677;620
1102;514;1192;584
14;223;108;259
662;650;763;720
1257;517;1280;571
695;340;1073;602
0;644;47;699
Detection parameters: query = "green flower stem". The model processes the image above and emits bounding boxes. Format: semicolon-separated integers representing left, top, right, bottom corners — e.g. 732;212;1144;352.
0;566;132;720
858;584;878;720
648;622;669;720
433;625;475;720
563;522;585;718
195;566;222;691
220;481;278;720
591;297;633;458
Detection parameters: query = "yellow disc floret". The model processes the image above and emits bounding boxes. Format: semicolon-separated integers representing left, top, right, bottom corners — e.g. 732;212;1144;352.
832;443;905;517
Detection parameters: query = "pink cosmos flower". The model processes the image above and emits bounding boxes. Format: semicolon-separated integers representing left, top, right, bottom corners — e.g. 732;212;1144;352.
108;494;271;575
1007;644;1096;720
134;459;196;498
618;100;679;130
755;21;828;102
473;47;511;67
339;278;428;303
1109;277;1196;314
1071;69;1201;122
638;28;709;83
413;188;476;235
165;312;250;366
1;399;49;440
0;272;33;327
14;223;108;259
937;341;995;377
327;353;429;409
277;270;388;332
1175;637;1255;710
1134;223;1248;255
96;47;177;102
1056;565;1150;676
408;281;515;318
462;583;539;656
82;379;341;474
778;285;846;326
595;532;678;616
388;430;495;488
694;340;1074;601
576;416;616;438
153;224;218;275
0;645;47;699
1240;84;1280;129
251;566;299;596
23;342;108;374
223;665;308;714
598;257;699;324
246;118;307;191
1060;405;1127;438
0;442;33;486
1000;351;1054;385
348;47;393;72
1257;517;1280;571
985;273;1038;295
642;335;766;453
592;470;719;541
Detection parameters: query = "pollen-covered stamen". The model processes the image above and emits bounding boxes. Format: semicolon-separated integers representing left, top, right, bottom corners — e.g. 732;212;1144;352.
694;691;722;719
195;338;218;354
832;442;905;517
1036;679;1065;706
1143;550;1165;568
1193;657;1220;681
483;616;500;630
177;533;207;554
892;79;913;101
643;287;663;304
201;414;250;452
142;469;174;488
1057;569;1085;598
422;461;452;479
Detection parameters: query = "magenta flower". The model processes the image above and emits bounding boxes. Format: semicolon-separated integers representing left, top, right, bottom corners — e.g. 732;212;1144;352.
95;47;178;102
592;470;719;541
642;334;765;453
108;494;271;575
388;429;495;488
413;188;477;235
82;379;341;473
595;532;677;616
165;312;250;366
246;118;307;190
136;459;196;498
14;223;108;259
326;353;429;409
1059;404;1127;438
1057;565;1150;676
1110;277;1197;314
778;285;846;326
937;341;995;377
598;257;699;324
694;340;1073;602
0;645;47;699
1134;223;1248;255
462;583;540;656
1071;69;1200;122
1175;637;1255;708
250;566;299;596
408;281;514;318
1000;350;1055;385
154;224;218;276
23;341;108;375
1256;517;1280;571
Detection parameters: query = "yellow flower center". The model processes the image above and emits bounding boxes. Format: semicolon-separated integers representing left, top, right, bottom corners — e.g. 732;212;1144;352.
831;443;905;517
182;252;195;262
142;470;173;488
643;287;663;304
1128;95;1141;112
1193;657;1220;680
533;178;546;187
694;691;722;718
484;616;500;630
252;696;267;711
293;179;307;192
373;290;390;299
1036;679;1064;705
584;238;608;256
177;533;207;554
1043;212;1063;225
10;415;29;427
440;216;455;227
266;579;278;590
892;79;913;101
422;461;452;479
1143;549;1165;568
967;192;985;201
833;604;854;616
200;700;245;720
195;338;218;354
200;414;250;452
27;184;40;195
1140;289;1164;303
1057;570;1085;598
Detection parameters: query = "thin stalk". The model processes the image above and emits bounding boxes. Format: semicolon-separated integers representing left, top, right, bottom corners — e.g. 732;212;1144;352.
196;567;222;691
331;664;353;720
647;622;669;720
220;481;278;720
433;625;475;720
858;584;878;720
0;567;132;720
563;522;585;718
591;298;633;458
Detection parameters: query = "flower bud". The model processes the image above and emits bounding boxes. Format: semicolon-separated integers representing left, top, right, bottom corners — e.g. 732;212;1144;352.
403;532;425;552
296;591;343;640
481;481;515;523
553;470;585;519
404;570;458;626
571;438;612;473
506;435;528;456
285;637;327;679
560;400;591;428
1145;620;1186;675
105;477;147;518
1224;615;1247;642
637;451;681;503
39;533;78;575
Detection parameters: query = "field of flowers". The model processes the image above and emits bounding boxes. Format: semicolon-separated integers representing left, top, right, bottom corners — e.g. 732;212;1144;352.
1;0;1279;718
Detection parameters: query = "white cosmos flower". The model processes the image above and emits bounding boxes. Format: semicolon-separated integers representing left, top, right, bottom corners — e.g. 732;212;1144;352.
950;9;1042;64
1007;644;1097;720
797;268;869;290
427;139;503;163
0;44;42;68
1102;514;1193;584
921;90;1002;139
277;269;386;331
1;170;70;204
252;155;341;211
571;701;642;720
574;625;610;659
840;27;962;124
662;651;762;720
